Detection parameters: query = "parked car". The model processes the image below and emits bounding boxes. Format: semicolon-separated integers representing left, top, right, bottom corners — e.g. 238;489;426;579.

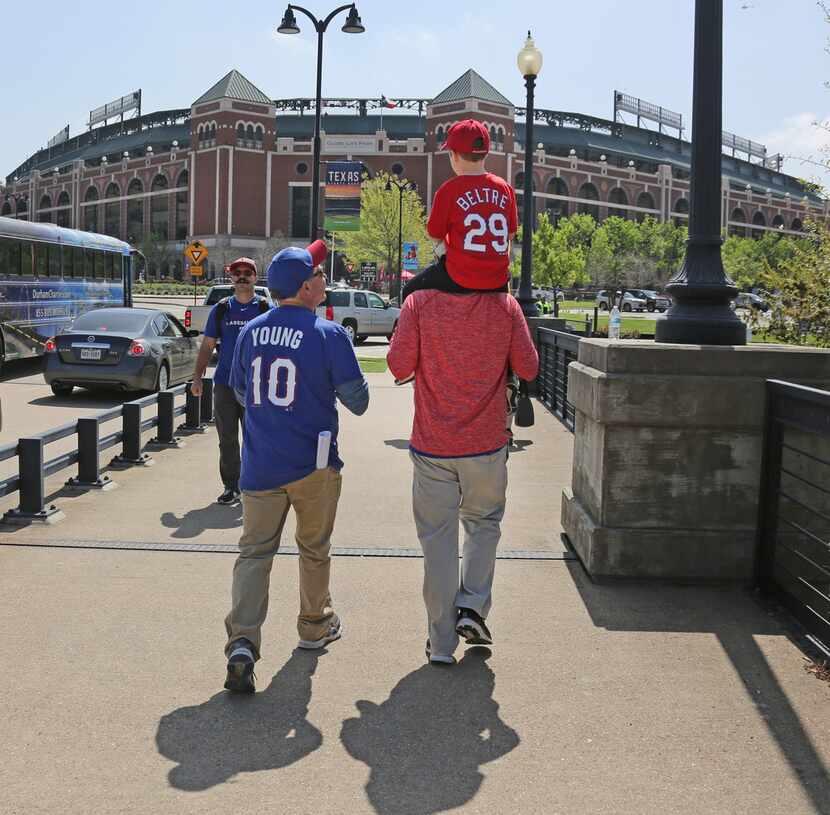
534;287;566;302
734;292;769;312
317;287;401;344
184;283;274;334
596;290;648;312
43;308;199;396
627;289;671;313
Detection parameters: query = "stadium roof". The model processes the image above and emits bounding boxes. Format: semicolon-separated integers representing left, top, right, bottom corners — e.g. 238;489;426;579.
432;70;513;107
193;70;272;106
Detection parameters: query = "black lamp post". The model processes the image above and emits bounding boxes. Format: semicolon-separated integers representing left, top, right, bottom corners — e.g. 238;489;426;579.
517;32;542;319
278;4;365;241
655;0;745;345
385;176;416;303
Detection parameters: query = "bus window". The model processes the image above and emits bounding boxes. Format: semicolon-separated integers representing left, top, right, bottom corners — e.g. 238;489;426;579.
48;244;61;277
94;251;105;280
73;247;84;278
61;245;74;278
104;253;116;280
0;238;19;276
84;249;95;278
34;243;47;277
20;242;33;276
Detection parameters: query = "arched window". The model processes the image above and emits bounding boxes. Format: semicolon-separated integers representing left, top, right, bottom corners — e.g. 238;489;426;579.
546;176;569;222
751;211;766;239
608;187;629;219
237;123;245;146
772;214;785;230
104;182;121;237
730;207;747;237
56;191;71;228
127;178;144;242
254;125;264;148
150;174;169;239
1;201;12;217
577;182;599;220
436;126;445;146
16;198;28;217
791;217;804;232
673;197;689;227
175;170;189;240
636;192;656;223
246;124;255;145
38;194;52;223
83;186;99;232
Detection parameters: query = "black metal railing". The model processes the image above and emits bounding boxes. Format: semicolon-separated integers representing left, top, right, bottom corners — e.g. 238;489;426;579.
0;379;214;524
757;379;830;652
537;328;580;432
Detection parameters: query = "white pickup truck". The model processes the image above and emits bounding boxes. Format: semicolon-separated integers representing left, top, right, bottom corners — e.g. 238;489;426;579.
184;284;274;334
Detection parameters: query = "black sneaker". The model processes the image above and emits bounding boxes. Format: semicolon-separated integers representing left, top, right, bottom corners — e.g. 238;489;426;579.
224;639;256;693
425;639;455;665
217;488;240;505
456;608;493;645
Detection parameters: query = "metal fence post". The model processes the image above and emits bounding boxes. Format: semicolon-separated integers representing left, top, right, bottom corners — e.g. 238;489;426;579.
2;437;63;525
111;403;152;466
149;391;182;448
200;378;214;424
593;306;599;335
585;314;591;337
67;417;113;489
179;385;206;433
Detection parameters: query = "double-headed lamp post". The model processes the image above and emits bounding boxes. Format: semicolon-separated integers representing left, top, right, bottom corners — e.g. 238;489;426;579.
278;4;365;241
385;176;416;303
517;31;543;319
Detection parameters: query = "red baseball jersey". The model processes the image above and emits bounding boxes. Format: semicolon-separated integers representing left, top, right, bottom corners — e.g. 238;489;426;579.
427;172;518;289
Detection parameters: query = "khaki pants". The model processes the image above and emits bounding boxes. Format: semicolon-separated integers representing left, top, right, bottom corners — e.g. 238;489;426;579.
224;467;343;659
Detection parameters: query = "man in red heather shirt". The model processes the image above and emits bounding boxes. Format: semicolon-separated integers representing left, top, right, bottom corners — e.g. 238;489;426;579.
387;289;538;665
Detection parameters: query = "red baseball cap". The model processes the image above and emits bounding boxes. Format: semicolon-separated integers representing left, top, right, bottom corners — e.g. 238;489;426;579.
228;257;258;275
441;119;490;155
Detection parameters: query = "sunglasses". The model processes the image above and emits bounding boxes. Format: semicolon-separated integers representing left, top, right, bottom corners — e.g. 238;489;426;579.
231;270;255;279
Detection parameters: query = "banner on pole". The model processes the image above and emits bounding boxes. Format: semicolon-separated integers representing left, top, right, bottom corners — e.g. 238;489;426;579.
324;161;362;232
402;242;419;272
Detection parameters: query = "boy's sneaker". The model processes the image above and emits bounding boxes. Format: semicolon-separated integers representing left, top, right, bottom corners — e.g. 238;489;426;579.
224;639;256;694
298;615;342;650
425;639;456;665
217;488;240;505
456;608;493;645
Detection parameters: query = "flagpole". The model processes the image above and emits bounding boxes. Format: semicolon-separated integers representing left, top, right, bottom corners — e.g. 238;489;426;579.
379;96;383;134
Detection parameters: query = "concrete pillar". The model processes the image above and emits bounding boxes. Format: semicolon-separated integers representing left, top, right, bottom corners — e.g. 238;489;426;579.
561;339;830;582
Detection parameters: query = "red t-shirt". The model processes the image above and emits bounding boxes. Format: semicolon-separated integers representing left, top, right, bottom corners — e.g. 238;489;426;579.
427;172;518;289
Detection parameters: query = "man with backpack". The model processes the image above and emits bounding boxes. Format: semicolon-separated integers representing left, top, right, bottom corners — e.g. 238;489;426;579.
191;257;271;504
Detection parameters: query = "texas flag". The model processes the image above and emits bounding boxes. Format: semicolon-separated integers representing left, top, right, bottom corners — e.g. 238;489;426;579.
380;95;397;109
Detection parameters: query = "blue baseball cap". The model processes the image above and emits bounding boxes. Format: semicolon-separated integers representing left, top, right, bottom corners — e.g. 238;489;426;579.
266;240;327;298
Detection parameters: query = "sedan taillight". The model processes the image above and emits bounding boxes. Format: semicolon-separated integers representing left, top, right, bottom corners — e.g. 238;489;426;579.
325;305;334;321
184;309;191;328
44;337;57;353
129;339;148;356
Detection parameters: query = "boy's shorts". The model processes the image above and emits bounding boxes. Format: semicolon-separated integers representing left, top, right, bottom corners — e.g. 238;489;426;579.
402;256;508;303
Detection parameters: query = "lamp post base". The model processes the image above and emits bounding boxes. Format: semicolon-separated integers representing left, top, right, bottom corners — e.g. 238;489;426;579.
517;295;539;319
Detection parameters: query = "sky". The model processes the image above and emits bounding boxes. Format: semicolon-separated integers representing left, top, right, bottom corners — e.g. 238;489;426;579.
2;0;830;188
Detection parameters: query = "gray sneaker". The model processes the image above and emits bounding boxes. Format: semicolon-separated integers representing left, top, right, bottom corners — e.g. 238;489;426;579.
298;615;342;650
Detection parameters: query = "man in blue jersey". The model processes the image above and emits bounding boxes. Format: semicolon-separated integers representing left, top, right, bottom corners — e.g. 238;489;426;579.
192;257;269;504
223;239;369;694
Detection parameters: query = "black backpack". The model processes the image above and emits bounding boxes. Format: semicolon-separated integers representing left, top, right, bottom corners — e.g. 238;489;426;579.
214;296;270;327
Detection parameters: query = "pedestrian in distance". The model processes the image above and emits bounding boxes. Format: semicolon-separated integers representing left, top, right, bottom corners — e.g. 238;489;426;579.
388;118;539;665
191;257;271;505
223;240;370;694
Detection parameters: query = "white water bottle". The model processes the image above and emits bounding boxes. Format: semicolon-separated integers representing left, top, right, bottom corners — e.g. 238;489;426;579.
608;304;621;340
316;431;331;469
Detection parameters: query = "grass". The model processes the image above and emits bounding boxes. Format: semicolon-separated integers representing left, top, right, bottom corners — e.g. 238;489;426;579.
357;357;388;373
593;315;658;335
560;300;596;311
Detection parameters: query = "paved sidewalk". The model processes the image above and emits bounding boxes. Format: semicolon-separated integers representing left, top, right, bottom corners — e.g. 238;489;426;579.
0;369;828;814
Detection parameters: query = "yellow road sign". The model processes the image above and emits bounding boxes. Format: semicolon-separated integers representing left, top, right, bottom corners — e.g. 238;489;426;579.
184;241;209;266
190;265;204;277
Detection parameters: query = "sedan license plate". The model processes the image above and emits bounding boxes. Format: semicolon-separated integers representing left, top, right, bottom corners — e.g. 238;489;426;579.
80;348;102;360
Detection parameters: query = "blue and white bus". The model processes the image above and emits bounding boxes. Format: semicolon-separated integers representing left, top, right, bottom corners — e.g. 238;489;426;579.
0;216;133;371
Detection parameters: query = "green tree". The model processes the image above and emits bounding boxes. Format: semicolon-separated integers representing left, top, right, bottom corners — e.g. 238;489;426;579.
137;232;173;281
587;216;640;288
338;171;430;287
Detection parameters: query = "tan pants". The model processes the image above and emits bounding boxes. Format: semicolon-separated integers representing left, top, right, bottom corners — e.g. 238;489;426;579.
224;467;343;659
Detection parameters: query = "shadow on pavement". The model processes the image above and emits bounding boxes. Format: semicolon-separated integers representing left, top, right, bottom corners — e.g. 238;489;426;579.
383;439;410;450
341;647;519;815
565;559;830;811
161;501;243;538
156;649;324;791
28;389;133;408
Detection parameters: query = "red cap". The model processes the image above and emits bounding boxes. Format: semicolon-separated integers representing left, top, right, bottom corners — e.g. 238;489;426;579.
441;119;490;154
307;239;328;268
228;257;258;275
